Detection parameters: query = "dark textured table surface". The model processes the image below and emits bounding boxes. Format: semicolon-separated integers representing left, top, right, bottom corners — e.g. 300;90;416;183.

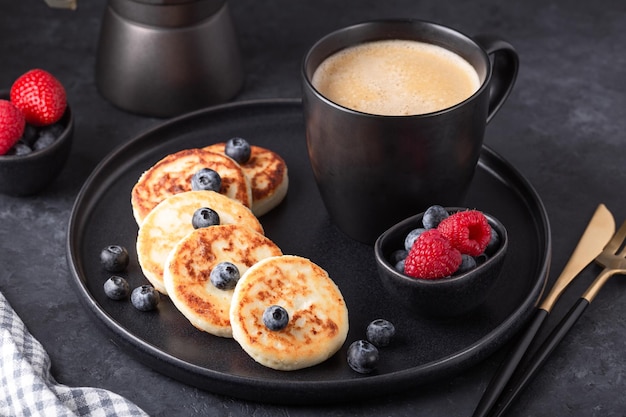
2;0;626;416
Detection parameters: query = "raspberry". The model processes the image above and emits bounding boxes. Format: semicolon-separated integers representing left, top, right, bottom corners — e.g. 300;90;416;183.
0;99;26;155
10;69;67;126
437;210;491;256
404;229;462;279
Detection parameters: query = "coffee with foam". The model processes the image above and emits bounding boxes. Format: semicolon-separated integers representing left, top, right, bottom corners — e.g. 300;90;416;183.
311;39;480;116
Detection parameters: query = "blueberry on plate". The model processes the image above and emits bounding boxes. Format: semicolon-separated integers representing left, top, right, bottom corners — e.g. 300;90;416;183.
224;137;251;164
347;340;379;374
131;285;160;311
191;168;222;192
192;207;220;229
210;262;240;290
100;245;129;273
422;205;449;229
263;305;289;331
103;276;130;300
366;319;396;347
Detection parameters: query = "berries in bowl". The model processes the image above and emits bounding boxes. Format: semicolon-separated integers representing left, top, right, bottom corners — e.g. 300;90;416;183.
0;69;73;196
374;205;508;319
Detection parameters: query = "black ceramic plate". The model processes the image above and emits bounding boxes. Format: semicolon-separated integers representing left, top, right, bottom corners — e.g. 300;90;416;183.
67;99;550;405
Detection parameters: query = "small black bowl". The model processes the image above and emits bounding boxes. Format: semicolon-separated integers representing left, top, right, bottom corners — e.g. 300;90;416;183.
0;90;73;196
374;207;508;319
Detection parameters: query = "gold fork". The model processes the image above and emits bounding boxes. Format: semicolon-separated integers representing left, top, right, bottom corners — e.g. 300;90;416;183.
488;219;626;417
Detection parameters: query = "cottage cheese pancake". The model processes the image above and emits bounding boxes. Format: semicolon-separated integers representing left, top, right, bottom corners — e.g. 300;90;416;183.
204;143;288;216
136;190;263;294
131;148;252;225
230;255;349;371
163;224;282;338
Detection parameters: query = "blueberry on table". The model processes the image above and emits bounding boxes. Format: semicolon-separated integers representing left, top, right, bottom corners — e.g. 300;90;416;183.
224;137;251;164
103;276;130;300
366;319;396;347
191;168;222;192
210;262;240;290
131;285;160;311
192;207;220;229
347;340;379;374
100;245;129;273
263;305;289;331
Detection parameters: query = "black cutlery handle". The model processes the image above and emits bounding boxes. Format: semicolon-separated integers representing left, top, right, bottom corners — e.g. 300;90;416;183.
471;308;549;417
488;298;590;417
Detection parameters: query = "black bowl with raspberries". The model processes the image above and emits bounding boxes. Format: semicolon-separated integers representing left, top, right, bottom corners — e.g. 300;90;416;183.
0;69;73;196
374;206;508;319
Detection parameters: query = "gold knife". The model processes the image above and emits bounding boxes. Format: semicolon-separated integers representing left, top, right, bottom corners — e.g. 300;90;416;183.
472;203;615;417
539;203;615;311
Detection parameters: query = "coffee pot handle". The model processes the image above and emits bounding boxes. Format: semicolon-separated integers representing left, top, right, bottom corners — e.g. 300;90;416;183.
473;35;519;124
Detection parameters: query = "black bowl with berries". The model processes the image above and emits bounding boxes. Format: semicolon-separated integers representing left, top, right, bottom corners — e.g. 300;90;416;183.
374;206;508;319
0;69;73;196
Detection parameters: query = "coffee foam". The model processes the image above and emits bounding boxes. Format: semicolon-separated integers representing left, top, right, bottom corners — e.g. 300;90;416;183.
311;40;481;116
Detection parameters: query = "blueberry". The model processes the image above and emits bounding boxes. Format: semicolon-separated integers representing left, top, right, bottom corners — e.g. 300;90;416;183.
224;137;251;164
389;249;408;264
103;276;130;300
20;124;39;146
456;254;477;274
404;228;426;251
366;319;396;347
485;226;500;255
7;141;33;156
131;285;160;311
395;259;405;273
100;245;130;272
192;207;220;229
33;130;56;151
422;205;449;229
191;168;222;192
40;122;65;138
263;305;289;331
347;340;379;374
210;262;240;290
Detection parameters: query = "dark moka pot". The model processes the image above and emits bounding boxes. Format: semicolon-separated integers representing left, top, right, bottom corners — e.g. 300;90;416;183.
95;0;244;117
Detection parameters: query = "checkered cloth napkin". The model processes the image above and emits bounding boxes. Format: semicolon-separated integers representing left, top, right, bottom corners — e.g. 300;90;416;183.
0;291;149;417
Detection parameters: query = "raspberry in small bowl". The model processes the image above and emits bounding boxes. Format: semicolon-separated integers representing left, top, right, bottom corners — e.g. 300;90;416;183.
374;206;508;318
0;69;73;196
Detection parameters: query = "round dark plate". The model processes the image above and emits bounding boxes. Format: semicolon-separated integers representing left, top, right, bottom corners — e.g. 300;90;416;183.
66;98;550;405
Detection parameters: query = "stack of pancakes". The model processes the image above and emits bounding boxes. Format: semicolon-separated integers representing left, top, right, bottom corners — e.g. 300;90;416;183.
131;143;348;371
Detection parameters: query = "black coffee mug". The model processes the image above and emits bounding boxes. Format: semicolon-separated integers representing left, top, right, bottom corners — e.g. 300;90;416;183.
302;19;519;244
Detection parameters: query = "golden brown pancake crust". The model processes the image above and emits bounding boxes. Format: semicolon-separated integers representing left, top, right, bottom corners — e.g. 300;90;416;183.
131;148;252;224
164;224;282;337
204;143;288;216
230;255;349;370
136;190;263;294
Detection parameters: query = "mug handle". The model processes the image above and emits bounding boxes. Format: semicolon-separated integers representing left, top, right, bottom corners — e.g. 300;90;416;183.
473;35;519;123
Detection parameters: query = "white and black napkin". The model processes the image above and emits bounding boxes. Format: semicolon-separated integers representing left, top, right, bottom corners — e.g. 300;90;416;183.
0;290;149;417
